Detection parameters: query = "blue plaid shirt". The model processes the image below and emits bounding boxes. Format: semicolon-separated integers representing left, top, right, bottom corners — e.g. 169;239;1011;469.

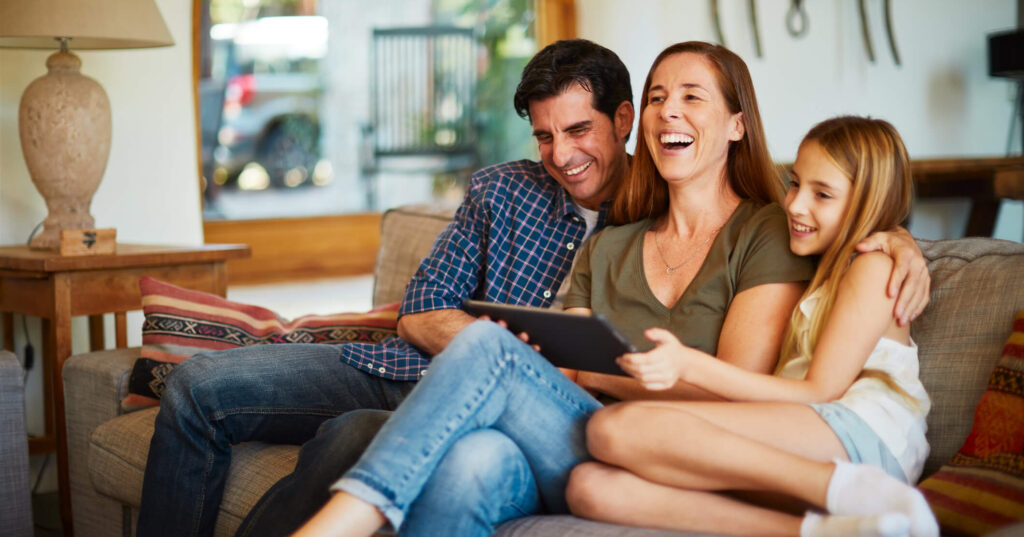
340;159;608;381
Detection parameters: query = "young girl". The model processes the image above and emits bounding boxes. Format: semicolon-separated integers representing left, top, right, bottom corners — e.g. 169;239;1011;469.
567;116;937;537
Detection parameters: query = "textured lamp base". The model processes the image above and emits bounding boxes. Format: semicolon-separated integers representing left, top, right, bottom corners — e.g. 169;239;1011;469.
19;50;111;251
29;213;98;251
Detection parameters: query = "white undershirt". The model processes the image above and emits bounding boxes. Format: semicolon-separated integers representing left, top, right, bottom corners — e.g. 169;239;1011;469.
550;203;601;309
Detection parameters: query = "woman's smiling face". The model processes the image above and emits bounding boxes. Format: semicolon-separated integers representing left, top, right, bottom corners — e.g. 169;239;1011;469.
641;52;745;185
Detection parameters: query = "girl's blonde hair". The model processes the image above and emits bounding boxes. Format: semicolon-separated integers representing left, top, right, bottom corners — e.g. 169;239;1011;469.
777;117;913;392
609;41;781;225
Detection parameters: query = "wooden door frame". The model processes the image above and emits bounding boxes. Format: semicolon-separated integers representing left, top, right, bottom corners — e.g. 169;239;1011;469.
191;0;576;284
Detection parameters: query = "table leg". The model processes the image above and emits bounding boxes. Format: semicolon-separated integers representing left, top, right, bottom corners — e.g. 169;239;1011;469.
115;312;128;348
964;199;1001;238
2;312;12;351
47;273;75;537
88;315;105;352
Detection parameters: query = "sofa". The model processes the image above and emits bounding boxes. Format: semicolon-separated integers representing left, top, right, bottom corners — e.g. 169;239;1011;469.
64;203;1024;537
1;349;34;537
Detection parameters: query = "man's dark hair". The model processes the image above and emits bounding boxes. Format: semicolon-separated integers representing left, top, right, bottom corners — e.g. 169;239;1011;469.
514;39;632;140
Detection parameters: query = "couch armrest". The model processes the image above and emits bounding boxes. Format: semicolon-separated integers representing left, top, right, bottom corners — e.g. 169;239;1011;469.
63;348;140;537
0;350;32;537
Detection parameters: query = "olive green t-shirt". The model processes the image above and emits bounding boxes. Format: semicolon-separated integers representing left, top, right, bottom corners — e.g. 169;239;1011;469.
564;200;815;355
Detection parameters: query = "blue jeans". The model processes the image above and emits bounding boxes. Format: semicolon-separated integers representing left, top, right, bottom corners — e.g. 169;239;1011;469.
336;321;603;530
136;344;416;537
234;410;540;537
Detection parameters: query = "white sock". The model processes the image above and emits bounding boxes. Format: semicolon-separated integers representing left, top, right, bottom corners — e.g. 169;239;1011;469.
801;511;910;537
826;461;939;537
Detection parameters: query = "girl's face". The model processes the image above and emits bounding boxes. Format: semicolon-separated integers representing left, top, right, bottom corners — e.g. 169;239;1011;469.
641;52;744;185
785;141;853;256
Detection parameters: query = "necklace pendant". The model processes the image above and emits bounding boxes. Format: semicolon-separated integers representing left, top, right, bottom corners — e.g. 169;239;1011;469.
665;266;674;274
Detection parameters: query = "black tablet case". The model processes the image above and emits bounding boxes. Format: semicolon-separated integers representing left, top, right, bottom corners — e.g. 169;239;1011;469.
462;299;636;376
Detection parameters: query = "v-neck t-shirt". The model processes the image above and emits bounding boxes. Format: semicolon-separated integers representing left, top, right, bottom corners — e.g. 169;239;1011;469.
564;200;815;355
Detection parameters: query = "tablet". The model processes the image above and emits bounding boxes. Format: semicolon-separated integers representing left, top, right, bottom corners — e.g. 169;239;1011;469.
462;299;636;376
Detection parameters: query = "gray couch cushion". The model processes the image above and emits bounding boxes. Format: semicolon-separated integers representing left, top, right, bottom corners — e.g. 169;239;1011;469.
497;515;724;536
373;203;458;306
913;238;1024;477
0;351;33;537
89;408;298;536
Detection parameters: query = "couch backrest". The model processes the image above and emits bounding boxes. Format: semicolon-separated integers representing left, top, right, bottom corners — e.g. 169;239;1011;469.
373;206;1024;479
913;237;1024;478
373;204;458;306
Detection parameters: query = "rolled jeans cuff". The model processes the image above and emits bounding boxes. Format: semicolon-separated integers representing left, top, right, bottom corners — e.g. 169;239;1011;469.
331;475;404;531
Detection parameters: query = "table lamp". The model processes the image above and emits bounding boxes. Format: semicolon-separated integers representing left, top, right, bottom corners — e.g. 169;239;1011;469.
0;0;174;251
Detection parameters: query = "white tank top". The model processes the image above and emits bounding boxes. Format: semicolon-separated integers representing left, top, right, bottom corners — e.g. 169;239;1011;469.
777;288;931;482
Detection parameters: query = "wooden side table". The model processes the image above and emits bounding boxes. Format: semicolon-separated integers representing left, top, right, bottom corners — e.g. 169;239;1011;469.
0;243;251;537
911;156;1024;237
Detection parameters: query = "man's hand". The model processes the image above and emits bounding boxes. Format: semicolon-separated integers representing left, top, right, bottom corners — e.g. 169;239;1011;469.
856;226;930;325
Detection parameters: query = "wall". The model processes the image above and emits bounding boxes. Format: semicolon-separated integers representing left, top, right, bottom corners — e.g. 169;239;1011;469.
578;0;1023;241
0;0;199;490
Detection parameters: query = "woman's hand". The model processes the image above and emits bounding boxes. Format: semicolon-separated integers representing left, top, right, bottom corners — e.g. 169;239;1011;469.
616;328;692;391
856;226;930;325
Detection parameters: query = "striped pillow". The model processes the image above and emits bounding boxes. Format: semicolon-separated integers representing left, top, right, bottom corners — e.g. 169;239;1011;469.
918;308;1024;536
121;277;399;410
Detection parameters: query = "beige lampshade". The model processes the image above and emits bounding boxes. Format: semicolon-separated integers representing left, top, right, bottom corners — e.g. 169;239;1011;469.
0;0;174;49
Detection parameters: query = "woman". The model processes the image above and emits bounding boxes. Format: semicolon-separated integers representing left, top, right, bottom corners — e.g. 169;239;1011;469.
293;41;814;537
566;117;937;537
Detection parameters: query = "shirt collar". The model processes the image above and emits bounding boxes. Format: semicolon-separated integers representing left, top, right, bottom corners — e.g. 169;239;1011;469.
545;162;624;227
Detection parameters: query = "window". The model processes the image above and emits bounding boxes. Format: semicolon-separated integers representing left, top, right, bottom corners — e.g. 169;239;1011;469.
198;0;538;221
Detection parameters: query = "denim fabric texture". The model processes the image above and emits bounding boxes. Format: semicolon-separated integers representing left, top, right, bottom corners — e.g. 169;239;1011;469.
340;159;608;381
235;410;540;537
809;402;906;481
136;344;415;537
335;321;603;530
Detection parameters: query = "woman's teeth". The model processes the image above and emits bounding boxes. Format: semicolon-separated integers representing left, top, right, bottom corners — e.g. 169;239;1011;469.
793;223;816;232
660;133;694;149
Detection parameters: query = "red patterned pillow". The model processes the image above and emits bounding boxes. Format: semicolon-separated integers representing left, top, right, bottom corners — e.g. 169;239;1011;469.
918;308;1024;536
122;277;399;410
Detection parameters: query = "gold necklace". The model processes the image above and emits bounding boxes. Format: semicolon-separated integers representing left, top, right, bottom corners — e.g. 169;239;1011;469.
653;223;725;274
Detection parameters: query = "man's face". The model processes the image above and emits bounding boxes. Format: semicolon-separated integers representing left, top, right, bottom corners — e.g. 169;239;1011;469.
528;84;633;210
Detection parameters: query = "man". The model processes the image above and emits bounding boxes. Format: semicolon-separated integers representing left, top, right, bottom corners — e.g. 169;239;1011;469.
137;39;633;537
139;39;929;537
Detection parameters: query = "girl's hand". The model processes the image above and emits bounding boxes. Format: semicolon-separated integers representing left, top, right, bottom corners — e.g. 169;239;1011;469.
616;328;689;390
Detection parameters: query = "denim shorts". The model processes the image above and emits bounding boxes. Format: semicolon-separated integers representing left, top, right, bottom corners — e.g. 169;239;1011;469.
809;402;906;482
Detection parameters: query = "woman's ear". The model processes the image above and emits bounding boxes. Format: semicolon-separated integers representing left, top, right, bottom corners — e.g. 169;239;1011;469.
728;112;745;142
614;101;635;141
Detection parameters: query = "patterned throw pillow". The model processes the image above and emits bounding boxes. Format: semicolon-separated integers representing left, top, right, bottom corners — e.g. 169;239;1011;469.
121;277;399;410
918;308;1024;536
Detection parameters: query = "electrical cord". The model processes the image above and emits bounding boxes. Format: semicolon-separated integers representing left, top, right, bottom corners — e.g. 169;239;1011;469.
32;453;50;494
26;221;44;246
21;314;34;383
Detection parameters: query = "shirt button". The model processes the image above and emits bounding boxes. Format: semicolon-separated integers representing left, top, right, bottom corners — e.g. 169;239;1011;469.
378;366;386;374
420;369;427;376
567;242;575;250
543;290;552;299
